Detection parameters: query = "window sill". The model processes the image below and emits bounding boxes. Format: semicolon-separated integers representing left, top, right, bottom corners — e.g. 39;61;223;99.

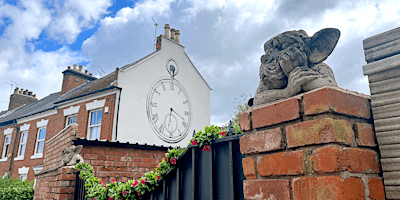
0;158;7;162
30;154;43;159
14;156;24;161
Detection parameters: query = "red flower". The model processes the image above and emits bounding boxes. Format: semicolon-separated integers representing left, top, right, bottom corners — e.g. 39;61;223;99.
92;198;95;200
164;157;168;162
157;176;161;180
112;180;116;183
191;139;198;145
221;131;227;136
132;180;138;187
203;145;211;152
137;191;142;196
156;164;159;169
79;177;81;179
99;181;102;184
93;172;95;175
171;158;177;164
122;191;126;196
108;197;112;200
103;185;107;188
141;179;146;185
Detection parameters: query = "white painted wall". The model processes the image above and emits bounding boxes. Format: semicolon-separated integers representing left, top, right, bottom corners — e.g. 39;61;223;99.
117;36;211;147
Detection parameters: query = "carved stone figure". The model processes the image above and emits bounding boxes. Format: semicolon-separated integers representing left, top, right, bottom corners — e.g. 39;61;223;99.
61;145;84;166
254;28;340;105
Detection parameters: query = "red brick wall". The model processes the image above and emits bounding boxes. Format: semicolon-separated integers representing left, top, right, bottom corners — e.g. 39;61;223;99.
81;146;167;183
0;125;15;177
61;73;89;96
34;167;76;200
239;87;386;200
43;124;78;171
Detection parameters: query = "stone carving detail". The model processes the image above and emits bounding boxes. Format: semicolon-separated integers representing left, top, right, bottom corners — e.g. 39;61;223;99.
61;145;84;166
254;28;340;105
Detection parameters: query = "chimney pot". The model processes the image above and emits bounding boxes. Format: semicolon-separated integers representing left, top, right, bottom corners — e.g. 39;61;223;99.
170;28;176;40
68;66;71;69
23;89;28;95
89;73;92;76
73;64;77;70
28;91;32;96
164;24;170;38
79;65;83;72
19;89;23;94
33;94;36;98
175;30;180;44
85;70;88;74
14;87;19;94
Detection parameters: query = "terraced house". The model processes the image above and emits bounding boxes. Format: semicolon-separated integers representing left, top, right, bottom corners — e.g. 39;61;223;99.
0;27;211;183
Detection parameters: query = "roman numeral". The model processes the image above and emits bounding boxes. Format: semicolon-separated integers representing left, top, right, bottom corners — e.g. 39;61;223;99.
183;100;188;104
150;102;157;107
178;88;181;95
184;111;190;116
170;82;174;90
154;89;160;95
159;124;164;133
161;82;166;90
182;121;187;128
152;113;159;122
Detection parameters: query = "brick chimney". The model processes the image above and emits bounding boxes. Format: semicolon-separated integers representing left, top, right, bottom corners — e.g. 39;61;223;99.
8;87;38;111
61;64;97;95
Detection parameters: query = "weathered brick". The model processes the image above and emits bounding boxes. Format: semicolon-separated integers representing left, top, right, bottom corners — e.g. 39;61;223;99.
292;176;365;200
354;123;376;147
368;178;385;200
91;149;104;154
303;87;371;119
311;146;380;173
252;98;300;128
238;112;252;131
286;118;353;148
240;128;283;154
242;157;256;179
83;154;98;160
244;179;290;200
258;150;305;176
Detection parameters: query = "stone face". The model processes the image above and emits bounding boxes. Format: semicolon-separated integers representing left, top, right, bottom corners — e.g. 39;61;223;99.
354;123;376;147
303;87;371;119
254;28;339;105
252;98;300;128
240;128;284;154
61;145;84;166
242;157;256;179
368;178;386;200
238;112;252;131
286;118;353;148
311;146;380;173
292;176;365;200
243;179;290;200
257;151;305;176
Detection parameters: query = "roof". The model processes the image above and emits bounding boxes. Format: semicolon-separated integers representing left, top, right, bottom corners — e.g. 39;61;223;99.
72;138;173;151
120;50;160;71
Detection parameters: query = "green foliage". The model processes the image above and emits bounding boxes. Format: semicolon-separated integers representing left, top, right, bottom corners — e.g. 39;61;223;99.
0;172;34;200
189;125;227;151
76;147;185;200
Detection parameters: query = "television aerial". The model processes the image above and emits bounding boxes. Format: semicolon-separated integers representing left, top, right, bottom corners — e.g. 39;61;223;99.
151;17;159;51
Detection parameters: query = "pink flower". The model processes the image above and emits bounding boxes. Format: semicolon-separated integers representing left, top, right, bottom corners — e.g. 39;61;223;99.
141;179;146;185
137;191;141;196
103;185;107;188
92;198;95;200
171;158;176;164
164;157;168;162
191;139;198;145
108;197;112;200
93;172;95;175
112;180;116;183
99;181;102;184
221;131;227;136
122;191;126;196
157;176;161;180
132;180;138;187
79;177;81;179
156;164;159;169
203;145;211;152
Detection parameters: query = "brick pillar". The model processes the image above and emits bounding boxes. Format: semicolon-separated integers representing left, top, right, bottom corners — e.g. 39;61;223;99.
33;167;76;200
363;26;400;200
239;87;386;200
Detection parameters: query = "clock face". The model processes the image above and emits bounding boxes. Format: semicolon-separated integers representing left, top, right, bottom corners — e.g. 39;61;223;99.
146;77;192;143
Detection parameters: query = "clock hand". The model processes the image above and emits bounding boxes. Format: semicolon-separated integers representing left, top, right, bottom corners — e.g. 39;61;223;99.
171;108;186;121
168;109;172;128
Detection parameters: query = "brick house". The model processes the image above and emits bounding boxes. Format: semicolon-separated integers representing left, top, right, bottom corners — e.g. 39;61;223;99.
0;25;210;183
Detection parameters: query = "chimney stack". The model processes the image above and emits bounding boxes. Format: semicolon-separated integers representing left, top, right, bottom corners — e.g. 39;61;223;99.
164;24;170;38
8;87;38;111
61;65;97;95
170;28;175;40
175;30;180;44
79;65;83;72
73;64;77;70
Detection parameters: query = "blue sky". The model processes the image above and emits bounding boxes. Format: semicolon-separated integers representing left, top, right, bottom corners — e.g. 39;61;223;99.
1;0;400;125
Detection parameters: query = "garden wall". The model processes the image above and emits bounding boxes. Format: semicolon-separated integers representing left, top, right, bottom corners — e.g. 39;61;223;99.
238;87;386;200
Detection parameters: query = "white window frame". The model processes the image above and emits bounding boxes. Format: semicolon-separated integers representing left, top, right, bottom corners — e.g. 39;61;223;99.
14;131;28;161
18;166;29;181
31;127;46;159
87;109;103;140
65;115;78;127
1;134;12;162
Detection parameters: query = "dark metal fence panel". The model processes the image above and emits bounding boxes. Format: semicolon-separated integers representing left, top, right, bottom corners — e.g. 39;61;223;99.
74;171;88;200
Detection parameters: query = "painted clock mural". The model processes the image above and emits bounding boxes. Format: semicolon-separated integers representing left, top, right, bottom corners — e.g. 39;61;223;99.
146;58;192;143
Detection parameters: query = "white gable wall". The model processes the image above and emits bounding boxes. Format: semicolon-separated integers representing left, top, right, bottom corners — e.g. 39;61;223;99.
117;36;210;147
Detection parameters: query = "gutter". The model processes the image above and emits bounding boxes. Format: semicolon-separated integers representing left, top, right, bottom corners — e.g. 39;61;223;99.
54;86;118;105
9;122;19;172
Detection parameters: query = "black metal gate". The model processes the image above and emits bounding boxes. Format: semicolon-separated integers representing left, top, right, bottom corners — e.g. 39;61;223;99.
74;134;245;200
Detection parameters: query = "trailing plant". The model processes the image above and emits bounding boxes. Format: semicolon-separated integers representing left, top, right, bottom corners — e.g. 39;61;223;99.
189;125;227;151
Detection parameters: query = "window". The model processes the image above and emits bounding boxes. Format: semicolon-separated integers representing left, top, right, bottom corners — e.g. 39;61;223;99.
15;132;28;159
66;115;77;127
2;135;11;159
88;109;102;140
34;128;46;155
19;174;27;181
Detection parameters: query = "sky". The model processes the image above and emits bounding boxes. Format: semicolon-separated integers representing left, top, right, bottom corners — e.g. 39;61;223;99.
0;0;400;125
